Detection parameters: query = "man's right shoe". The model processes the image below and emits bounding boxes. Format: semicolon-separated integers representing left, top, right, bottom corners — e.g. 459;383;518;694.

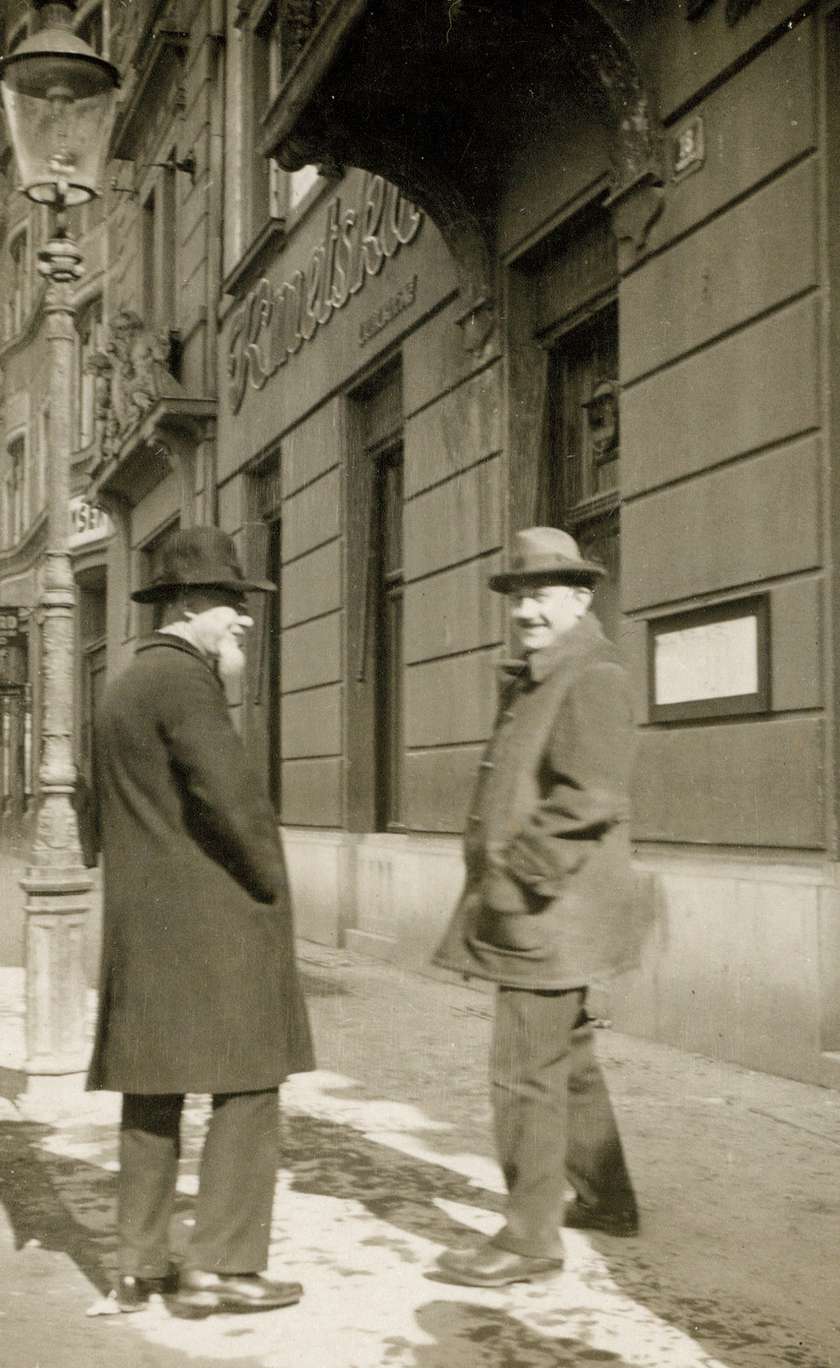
563;1199;639;1237
173;1269;303;1317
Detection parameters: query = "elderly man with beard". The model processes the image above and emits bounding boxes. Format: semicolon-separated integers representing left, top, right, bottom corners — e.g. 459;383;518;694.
85;526;314;1317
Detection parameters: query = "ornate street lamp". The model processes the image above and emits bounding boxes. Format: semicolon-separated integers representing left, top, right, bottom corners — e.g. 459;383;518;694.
0;1;119;1097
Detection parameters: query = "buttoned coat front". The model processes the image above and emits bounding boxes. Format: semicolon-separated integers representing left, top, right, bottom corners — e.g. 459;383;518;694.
433;614;642;990
86;634;314;1095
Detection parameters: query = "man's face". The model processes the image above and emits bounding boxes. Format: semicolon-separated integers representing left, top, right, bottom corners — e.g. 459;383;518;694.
183;591;254;682
509;582;591;653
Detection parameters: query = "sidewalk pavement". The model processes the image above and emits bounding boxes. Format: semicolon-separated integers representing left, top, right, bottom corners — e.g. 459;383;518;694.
1;944;838;1368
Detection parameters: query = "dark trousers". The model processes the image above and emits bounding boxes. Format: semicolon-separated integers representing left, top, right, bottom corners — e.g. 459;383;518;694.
118;1089;280;1278
490;987;636;1259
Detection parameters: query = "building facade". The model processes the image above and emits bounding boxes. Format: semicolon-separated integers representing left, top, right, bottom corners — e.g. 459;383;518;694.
230;0;840;1088
5;0;840;1087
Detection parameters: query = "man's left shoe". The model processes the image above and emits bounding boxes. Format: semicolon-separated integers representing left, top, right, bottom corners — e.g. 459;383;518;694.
435;1242;564;1288
172;1269;303;1316
563;1199;639;1238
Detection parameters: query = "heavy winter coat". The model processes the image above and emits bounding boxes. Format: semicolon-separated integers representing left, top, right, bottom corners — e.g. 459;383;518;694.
86;633;314;1094
433;613;642;989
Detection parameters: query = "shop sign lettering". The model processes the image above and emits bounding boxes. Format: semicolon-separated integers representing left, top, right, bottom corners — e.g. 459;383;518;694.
69;496;112;549
358;275;418;346
228;174;423;413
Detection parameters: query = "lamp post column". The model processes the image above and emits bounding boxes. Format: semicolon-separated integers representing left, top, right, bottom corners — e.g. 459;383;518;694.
20;217;92;1094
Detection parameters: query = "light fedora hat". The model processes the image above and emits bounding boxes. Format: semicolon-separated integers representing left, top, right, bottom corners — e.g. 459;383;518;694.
488;527;606;594
131;526;276;603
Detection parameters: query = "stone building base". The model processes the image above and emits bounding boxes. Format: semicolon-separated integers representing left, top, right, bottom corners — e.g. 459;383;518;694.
283;829;840;1089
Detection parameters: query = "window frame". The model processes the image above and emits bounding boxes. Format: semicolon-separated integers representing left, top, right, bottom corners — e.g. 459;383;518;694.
4;432;27;548
545;297;620;530
136;518;181;634
140;160;177;335
7;224;30;339
248;451;284;812
345;363;405;834
239;0;322;244
75;296;104;454
372;437;405;832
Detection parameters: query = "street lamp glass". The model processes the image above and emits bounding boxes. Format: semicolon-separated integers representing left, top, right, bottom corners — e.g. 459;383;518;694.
0;14;119;206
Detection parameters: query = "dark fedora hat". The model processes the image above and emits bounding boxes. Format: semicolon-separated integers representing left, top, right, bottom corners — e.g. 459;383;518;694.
131;526;276;604
488;527;606;594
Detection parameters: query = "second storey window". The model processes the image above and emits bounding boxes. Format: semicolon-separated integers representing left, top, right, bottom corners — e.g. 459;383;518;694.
248;1;283;232
142;166;177;338
241;0;320;241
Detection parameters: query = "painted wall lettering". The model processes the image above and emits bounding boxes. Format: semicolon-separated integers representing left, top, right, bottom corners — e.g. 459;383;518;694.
228;175;423;413
359;276;418;347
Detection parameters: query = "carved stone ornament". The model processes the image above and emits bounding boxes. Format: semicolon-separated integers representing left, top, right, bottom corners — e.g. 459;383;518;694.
608;176;665;272
582;380;620;459
283;0;326;62
85;309;180;464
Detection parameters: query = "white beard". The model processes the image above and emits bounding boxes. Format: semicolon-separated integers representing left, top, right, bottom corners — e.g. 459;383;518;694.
216;633;246;684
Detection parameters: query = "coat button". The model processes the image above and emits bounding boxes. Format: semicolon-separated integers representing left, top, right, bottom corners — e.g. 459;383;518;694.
467;814;481;824
479;760;495;770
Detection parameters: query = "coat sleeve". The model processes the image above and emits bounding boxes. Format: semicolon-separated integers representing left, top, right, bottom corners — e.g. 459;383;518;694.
160;660;287;905
482;661;634;913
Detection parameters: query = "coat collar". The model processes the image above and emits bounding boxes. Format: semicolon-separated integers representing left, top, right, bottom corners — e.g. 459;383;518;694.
134;632;222;681
498;613;609;686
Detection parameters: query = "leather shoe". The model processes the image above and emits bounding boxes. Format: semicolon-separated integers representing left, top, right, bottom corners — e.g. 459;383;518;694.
116;1266;179;1312
435;1242;564;1288
564;1199;639;1237
173;1269;303;1316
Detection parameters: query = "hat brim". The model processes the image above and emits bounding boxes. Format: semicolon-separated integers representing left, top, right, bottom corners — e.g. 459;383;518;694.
488;564;605;594
131;577;277;604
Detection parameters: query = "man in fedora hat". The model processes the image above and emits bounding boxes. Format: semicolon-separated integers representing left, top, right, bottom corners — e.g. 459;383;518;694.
84;526;314;1316
433;527;641;1288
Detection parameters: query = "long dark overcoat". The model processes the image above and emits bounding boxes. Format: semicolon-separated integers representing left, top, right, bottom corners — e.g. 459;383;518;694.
433;613;644;990
86;633;314;1094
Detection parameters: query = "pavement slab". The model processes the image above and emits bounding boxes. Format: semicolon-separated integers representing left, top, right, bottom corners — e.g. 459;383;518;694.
0;946;838;1367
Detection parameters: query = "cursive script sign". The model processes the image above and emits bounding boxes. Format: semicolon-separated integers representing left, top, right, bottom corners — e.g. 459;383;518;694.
228;174;423;412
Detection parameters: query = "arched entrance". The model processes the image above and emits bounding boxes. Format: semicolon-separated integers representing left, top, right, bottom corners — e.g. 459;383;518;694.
262;0;663;351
